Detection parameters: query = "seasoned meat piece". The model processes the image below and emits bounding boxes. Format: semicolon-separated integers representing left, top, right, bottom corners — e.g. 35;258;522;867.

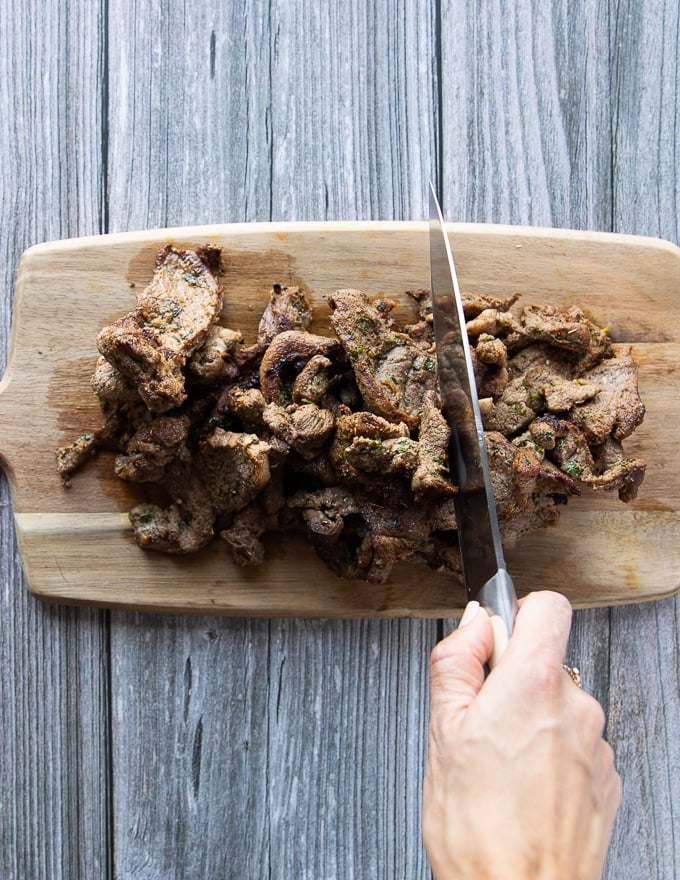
462;291;520;318
220;504;267;566
568;348;645;443
129;453;215;554
194;428;271;513
485;431;580;546
519;304;612;371
257;284;312;343
482;344;599;434
259;330;344;405
221;387;267;432
96;245;223;412
591;438;646;502
412;391;457;500
91;357;139;403
262;402;335;460
188;325;243;384
292;355;333;404
55;400;150;485
473;335;510;399
287;486;360;539
530;414;646;501
403;288;434;345
342;435;419;477
330;411;410;483
329;288;437;428
466;308;525;340
114;415;189;482
542;377;601;412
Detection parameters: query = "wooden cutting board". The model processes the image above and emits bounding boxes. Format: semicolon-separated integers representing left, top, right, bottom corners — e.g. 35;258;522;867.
1;221;678;616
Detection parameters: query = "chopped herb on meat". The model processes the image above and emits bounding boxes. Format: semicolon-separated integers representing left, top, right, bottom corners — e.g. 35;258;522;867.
56;244;646;583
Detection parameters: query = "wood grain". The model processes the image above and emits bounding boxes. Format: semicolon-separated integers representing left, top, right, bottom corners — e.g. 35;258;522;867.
1;222;676;614
2;0;679;878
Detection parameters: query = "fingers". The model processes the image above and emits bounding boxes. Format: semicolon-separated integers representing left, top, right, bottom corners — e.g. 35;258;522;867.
429;601;494;716
501;590;573;672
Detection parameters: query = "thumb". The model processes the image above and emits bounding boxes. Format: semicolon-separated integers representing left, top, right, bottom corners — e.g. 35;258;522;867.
429;601;494;717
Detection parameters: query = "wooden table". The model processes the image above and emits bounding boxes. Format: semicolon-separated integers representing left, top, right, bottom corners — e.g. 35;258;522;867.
1;2;678;878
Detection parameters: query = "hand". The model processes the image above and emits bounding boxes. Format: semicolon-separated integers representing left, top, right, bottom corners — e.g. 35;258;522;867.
422;591;621;880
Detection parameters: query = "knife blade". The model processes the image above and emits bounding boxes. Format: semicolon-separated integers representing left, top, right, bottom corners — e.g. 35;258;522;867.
428;182;518;661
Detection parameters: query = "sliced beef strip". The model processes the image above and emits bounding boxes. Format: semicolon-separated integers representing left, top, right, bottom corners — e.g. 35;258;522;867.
187;325;243;384
518;304;613;371
529;414;646;501
330;411;411;484
259;330;345;405
485;431;580;547
194;428;271;513
114;415;189;482
129;451;215;554
257;283;312;343
262;402;335;460
482;344;602;434
96;245;223;413
329;288;437;428
56;400;151;485
462;291;520;318
567;348;645;443
291;354;333;404
233;284;315;369
91;357;140;403
219;503;268;566
411;390;457;501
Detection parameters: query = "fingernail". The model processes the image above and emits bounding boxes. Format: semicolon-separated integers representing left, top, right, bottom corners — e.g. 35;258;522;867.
459;600;480;628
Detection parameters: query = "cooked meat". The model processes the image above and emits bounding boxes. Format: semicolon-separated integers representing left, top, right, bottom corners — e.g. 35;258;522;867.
330;411;411;484
129;452;215;554
291;354;333;404
329;288;437;428
194;428;271;513
96;245;223;412
58;243;647;583
567;348;645;443
219;504;268;566
91;357;140;403
188;325;243;384
262;402;335;460
259;330;344;405
411;391;457;500
258;283;312;343
114;415;189;482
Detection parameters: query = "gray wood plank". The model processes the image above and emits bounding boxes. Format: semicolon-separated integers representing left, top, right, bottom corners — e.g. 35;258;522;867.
607;2;680;876
0;2;112;879
106;1;438;878
440;1;679;878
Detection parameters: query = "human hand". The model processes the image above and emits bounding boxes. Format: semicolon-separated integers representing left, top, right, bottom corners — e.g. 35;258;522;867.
422;591;621;880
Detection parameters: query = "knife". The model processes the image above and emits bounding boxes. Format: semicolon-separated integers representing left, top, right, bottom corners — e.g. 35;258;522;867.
428;182;518;665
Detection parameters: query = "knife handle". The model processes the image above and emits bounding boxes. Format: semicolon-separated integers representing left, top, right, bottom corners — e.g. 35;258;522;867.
476;568;518;669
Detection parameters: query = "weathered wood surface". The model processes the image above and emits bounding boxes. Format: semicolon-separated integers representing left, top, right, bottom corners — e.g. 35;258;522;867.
1;2;678;880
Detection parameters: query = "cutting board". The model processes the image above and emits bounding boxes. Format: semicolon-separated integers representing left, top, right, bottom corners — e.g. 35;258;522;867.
1;221;678;616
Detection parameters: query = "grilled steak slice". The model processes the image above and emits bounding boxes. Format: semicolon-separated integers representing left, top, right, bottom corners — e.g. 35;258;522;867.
96;245;223;412
568;348;645;443
129;452;215;554
220;503;268;566
259;330;345;405
329;288;437;428
262;402;335;460
411;391;457;500
194;428;271;513
114;415;189;482
258;284;312;343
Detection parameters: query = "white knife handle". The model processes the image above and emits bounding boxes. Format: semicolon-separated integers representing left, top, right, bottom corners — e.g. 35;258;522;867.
476;568;518;669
